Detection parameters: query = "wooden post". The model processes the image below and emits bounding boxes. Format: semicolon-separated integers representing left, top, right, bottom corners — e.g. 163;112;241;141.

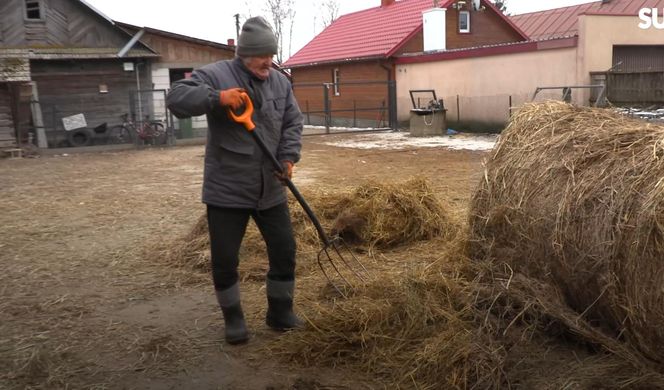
305;100;310;125
456;94;460;123
353;100;356;128
323;84;330;134
30;82;48;148
388;80;397;130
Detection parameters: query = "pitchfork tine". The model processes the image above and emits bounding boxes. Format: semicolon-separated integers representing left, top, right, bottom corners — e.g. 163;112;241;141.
317;249;351;297
333;238;369;278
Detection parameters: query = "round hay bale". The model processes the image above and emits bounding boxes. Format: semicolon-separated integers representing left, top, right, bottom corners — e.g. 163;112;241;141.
330;178;457;249
469;101;664;364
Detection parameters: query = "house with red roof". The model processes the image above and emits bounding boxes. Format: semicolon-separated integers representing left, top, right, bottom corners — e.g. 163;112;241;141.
286;0;664;131
395;0;664;130
283;0;527;129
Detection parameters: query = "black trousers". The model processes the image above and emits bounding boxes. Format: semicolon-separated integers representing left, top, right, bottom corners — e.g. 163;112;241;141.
207;202;296;291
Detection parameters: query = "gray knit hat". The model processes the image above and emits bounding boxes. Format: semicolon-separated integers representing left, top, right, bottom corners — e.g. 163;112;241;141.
236;17;278;57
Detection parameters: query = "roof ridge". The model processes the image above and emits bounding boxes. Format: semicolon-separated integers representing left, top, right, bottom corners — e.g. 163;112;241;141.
511;0;599;17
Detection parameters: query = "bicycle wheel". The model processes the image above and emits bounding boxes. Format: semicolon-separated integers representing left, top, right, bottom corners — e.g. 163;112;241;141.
108;125;133;144
149;123;167;145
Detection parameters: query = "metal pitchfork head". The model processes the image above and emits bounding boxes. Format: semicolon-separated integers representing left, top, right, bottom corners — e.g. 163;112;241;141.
316;234;370;297
228;92;370;296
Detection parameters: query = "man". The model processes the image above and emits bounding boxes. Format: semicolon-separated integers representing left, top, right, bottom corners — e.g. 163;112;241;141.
166;16;303;345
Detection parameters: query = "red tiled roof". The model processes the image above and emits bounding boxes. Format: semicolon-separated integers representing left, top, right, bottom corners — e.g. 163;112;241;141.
284;0;455;68
511;0;664;40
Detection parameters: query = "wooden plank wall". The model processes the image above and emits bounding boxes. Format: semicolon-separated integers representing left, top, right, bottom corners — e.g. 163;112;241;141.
131;31;235;67
608;71;664;104
0;0;134;48
31;59;152;146
292;61;390;121
393;8;524;56
445;7;524;50
0;83;17;147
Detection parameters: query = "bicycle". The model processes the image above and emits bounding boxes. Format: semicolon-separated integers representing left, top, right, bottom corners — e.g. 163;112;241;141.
108;114;166;145
108;114;133;144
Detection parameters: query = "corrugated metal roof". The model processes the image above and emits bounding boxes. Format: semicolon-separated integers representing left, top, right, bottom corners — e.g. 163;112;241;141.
283;0;455;68
284;0;528;68
0;47;158;62
511;0;664;40
26;48;159;59
115;22;235;52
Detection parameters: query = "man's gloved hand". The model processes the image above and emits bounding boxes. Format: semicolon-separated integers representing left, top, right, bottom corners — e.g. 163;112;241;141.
274;160;294;185
219;88;246;111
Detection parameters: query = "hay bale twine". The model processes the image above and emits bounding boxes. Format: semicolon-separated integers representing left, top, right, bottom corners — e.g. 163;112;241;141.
469;101;664;364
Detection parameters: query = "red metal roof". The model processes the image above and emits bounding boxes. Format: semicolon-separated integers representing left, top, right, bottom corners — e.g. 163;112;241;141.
284;0;455;68
511;0;664;40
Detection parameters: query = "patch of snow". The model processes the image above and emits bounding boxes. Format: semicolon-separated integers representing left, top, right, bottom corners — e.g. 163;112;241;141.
614;107;664;122
305;125;381;131
322;132;497;151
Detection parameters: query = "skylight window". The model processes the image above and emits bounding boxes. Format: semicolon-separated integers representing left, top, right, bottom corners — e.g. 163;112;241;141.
25;0;42;20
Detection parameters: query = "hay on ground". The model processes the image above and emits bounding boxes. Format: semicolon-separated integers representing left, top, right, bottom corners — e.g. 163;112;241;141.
271;233;664;389
270;238;507;389
157;178;457;271
469;101;664;366
159;213;210;271
330;178;458;249
269;103;664;389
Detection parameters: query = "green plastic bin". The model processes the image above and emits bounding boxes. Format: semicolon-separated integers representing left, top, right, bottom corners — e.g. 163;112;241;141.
179;117;193;139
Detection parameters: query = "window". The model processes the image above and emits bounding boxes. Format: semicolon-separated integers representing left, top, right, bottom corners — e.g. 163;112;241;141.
459;11;470;33
333;68;340;96
25;0;42;20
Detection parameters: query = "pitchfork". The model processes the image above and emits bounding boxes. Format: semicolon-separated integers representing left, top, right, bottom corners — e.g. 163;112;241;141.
228;92;369;297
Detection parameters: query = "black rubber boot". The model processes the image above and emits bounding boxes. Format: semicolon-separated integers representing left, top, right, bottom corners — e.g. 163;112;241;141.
215;283;249;345
266;279;303;331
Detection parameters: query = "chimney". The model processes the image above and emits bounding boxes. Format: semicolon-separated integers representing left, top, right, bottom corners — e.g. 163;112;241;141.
227;38;235;46
381;0;395;6
423;8;446;52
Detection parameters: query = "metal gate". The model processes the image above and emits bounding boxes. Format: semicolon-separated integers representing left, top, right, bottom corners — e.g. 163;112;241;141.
292;80;397;135
607;72;664;104
129;89;174;131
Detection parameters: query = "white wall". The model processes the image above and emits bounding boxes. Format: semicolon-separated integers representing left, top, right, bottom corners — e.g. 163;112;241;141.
576;14;664;102
151;65;208;132
396;46;578;127
151;67;169;122
396;14;664;129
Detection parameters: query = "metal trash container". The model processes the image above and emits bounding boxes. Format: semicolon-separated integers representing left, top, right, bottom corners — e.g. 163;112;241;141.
408;90;447;137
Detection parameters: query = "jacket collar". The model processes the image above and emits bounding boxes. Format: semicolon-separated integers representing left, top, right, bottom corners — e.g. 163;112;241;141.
233;57;267;83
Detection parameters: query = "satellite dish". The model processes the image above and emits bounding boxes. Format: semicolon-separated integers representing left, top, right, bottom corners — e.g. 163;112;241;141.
472;0;481;10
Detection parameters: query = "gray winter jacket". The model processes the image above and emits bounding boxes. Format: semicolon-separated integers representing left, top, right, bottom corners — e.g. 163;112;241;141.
166;58;303;210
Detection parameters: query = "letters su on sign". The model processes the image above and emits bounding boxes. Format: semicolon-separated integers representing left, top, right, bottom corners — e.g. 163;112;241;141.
638;8;664;29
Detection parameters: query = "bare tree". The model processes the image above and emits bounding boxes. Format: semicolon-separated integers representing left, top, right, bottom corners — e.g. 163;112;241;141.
264;0;296;64
288;8;296;58
319;0;340;28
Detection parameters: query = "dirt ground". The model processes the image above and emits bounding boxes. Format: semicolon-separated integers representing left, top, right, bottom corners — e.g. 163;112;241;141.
0;133;486;389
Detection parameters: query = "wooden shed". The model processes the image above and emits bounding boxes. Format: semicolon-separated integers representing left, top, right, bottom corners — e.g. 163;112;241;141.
0;0;158;148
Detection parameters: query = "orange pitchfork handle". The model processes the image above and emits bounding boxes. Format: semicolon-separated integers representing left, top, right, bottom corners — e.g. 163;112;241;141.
227;92;256;131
